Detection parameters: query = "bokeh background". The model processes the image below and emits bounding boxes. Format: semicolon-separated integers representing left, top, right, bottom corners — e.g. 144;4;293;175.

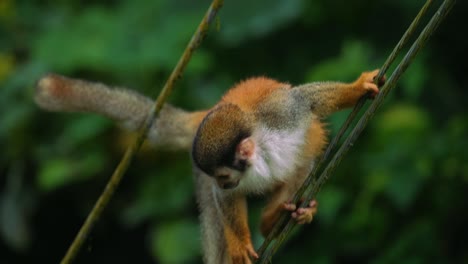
0;0;466;263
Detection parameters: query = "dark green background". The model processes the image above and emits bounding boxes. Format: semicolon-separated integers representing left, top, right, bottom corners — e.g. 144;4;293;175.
0;0;466;263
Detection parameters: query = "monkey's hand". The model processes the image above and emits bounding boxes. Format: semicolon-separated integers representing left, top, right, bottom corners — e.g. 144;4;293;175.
283;199;318;225
354;69;385;99
228;240;258;264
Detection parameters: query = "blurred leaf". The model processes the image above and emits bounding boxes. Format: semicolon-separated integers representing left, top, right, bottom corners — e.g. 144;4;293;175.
33;6;119;72
373;103;430;146
0;0;14;20
121;158;193;226
0;52;15;82
0;103;30;141
151;219;201;264
0;162;32;252
366;104;432;209
317;186;346;225
37;151;106;191
342;207;389;252
32;0;211;79
218;0;304;45
306;40;374;81
38;158;70;191
384;170;423;210
371;220;438;264
400;57;427;100
301;1;326;25
342;169;391;233
55;115;112;152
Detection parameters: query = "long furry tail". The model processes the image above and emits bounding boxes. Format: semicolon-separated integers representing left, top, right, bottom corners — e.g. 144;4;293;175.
35;74;207;151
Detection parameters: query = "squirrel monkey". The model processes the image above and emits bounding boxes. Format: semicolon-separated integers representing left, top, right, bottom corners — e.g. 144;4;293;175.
35;70;382;264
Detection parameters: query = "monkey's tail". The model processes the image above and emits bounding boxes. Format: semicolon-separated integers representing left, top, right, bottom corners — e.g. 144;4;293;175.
35;74;207;151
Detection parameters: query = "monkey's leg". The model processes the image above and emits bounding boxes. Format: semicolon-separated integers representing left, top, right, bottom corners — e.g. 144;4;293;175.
260;183;296;236
220;194;258;263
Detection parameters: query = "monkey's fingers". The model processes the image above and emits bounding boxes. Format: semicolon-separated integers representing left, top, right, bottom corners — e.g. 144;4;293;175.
231;250;252;264
291;199;318;225
282;201;297;212
247;245;259;260
243;254;252;264
373;72;387;87
363;82;380;98
361;70;381;98
232;254;251;264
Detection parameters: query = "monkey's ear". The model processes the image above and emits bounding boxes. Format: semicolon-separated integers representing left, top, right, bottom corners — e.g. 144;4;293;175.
236;138;255;160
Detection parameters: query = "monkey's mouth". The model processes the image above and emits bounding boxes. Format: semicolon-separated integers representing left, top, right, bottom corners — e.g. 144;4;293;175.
221;180;240;190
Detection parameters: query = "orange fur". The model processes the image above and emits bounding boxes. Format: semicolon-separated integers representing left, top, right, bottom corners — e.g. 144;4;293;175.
336;70;380;109
304;119;327;160
187;110;210;133
223;196;257;263
221;77;291;111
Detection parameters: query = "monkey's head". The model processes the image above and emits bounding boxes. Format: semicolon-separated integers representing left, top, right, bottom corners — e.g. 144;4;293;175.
192;104;256;190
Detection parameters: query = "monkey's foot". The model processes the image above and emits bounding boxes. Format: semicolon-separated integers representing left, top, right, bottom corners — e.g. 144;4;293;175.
283;199;318;225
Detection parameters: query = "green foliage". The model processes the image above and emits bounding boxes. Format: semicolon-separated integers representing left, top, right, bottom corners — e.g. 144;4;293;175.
121;161;193;226
306;40;376;81
151;219;201;263
218;0;304;45
0;0;466;263
37;152;106;191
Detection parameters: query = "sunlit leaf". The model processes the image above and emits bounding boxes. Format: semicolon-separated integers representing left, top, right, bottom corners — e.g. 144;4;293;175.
0;52;15;82
373;104;430;147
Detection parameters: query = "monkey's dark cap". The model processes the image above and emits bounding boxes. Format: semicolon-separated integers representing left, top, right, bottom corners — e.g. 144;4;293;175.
192;104;253;176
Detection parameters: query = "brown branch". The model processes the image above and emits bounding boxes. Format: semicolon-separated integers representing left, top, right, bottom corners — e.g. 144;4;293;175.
256;0;455;262
59;1;224;263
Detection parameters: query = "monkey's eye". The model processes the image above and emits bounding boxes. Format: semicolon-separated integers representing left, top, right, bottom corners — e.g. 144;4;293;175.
233;159;247;172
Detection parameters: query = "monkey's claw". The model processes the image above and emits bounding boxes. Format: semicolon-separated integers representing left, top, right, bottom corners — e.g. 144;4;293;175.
283;199;318;225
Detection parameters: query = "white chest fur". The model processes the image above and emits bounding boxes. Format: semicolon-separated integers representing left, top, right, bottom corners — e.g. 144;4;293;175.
236;124;309;194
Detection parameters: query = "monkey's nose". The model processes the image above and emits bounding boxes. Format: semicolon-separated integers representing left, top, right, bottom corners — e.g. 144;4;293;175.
222;180;240;189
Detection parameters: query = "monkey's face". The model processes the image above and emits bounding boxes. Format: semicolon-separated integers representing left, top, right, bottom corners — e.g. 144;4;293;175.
213;167;243;190
211;137;255;190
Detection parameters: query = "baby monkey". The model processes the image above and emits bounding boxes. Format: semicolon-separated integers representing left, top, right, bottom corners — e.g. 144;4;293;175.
35;70;382;264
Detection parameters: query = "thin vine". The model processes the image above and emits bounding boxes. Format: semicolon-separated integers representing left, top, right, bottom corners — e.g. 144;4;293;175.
256;0;456;262
60;1;224;263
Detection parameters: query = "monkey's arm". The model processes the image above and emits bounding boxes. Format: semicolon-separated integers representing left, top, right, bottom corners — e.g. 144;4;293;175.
220;194;258;263
35;74;207;151
292;70;381;117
